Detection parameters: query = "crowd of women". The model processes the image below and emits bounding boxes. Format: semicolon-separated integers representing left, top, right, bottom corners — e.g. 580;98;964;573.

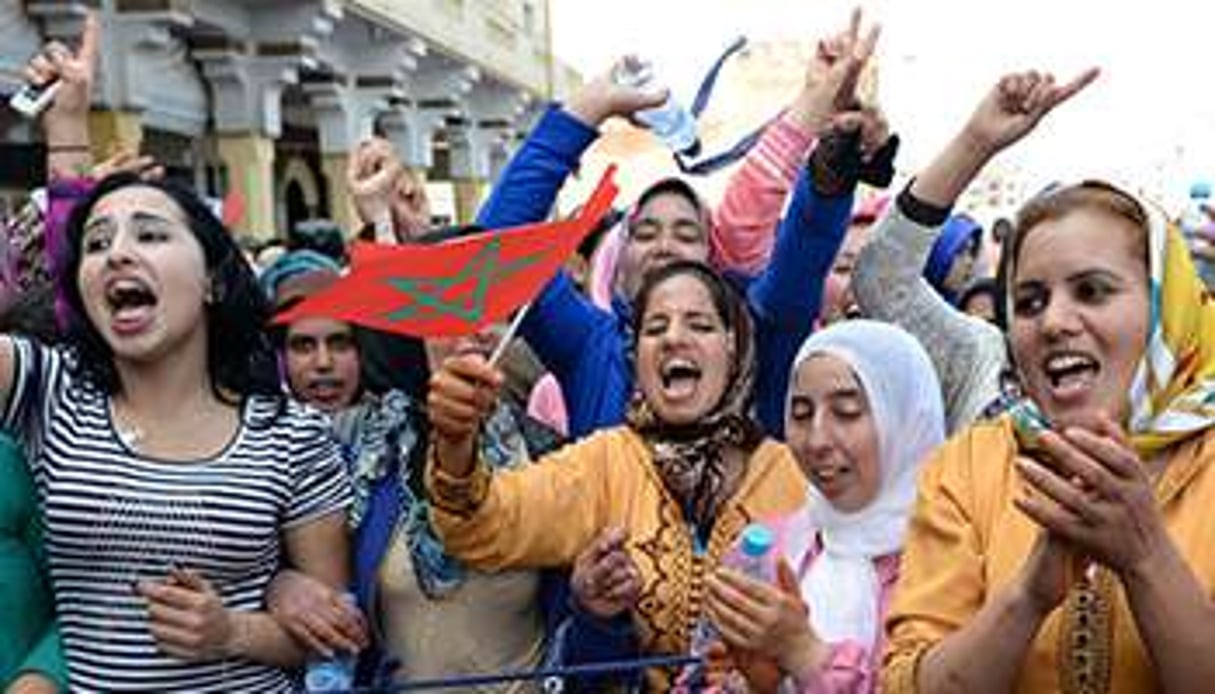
2;6;1214;694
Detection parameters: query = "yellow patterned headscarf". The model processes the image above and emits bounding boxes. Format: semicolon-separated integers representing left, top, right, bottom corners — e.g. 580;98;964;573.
1126;199;1215;455
1007;182;1215;459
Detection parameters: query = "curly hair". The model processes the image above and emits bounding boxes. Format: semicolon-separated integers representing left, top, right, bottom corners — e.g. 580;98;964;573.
57;173;281;405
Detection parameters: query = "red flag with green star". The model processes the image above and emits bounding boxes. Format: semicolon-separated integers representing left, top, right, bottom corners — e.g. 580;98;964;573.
273;166;618;337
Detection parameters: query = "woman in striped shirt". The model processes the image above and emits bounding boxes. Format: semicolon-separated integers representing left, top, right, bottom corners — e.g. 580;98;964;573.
0;172;352;692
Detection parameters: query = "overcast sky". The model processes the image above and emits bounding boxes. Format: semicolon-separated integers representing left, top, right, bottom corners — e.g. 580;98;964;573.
550;0;1214;212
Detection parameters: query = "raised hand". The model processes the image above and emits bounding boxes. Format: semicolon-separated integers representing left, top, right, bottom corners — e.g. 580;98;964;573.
910;66;1098;207
790;7;881;132
570;526;641;619
427;353;504;478
961;68;1100;157
828;105;891;163
389;167;430;243
346;137;403;235
564;57;670;128
25;11;99;131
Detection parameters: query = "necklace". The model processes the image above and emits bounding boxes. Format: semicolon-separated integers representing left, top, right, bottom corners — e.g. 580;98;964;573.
112;403;146;448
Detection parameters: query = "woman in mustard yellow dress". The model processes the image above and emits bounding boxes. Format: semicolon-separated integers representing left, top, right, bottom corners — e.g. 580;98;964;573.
881;67;1215;692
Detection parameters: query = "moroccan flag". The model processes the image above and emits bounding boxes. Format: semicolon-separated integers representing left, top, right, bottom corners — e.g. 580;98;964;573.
274;166;619;338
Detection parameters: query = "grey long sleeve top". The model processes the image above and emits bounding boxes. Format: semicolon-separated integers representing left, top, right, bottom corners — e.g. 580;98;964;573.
852;196;1008;433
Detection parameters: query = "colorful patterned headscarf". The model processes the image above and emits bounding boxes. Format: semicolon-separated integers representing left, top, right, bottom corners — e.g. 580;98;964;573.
1006;182;1215;458
1125;200;1215;454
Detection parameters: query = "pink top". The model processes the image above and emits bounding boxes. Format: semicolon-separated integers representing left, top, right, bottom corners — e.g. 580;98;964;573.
526;373;569;437
586;111;818;308
710;111;818;275
768;507;901;694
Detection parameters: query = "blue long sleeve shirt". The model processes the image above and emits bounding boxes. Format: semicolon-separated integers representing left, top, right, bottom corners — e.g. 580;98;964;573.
477;105;854;439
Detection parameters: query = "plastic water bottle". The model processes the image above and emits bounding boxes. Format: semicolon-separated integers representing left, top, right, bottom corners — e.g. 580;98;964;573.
732;523;777;581
612;56;701;156
683;524;776;691
303;593;357;693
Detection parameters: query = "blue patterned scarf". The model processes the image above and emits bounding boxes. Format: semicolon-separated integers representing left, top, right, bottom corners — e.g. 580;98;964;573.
343;390;532;597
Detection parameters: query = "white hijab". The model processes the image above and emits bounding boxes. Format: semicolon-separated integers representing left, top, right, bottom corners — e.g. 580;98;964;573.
787;320;945;646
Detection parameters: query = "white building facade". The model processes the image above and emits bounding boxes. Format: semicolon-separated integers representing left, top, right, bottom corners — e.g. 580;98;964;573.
0;0;580;236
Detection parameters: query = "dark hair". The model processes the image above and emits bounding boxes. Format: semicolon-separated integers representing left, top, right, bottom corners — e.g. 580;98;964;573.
289;219;347;264
958;277;998;314
0;281;61;344
633;259;745;341
59;173;282;404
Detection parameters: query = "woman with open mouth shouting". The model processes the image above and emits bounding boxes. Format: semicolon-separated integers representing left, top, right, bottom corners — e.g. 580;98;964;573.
0;172;352;692
423;260;807;690
881;70;1215;693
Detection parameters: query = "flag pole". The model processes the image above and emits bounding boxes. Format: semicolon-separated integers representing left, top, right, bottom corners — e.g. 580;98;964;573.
487;302;530;368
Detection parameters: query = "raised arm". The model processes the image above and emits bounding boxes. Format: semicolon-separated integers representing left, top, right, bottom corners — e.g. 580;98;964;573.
0;14;101;409
748;102;897;437
711;8;879;275
475;61;664;232
851;201;1007;432
479;63;663;436
30;12;99;180
852;68;1098;431
747;150;854;438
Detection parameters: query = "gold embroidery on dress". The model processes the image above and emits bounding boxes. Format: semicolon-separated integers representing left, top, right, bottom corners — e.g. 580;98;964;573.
1058;565;1115;694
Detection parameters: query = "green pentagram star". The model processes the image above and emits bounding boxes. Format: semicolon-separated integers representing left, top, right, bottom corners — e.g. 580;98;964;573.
382;236;549;323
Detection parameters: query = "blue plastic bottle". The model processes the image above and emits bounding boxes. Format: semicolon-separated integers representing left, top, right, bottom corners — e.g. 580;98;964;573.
612;56;701;156
303;593;357;693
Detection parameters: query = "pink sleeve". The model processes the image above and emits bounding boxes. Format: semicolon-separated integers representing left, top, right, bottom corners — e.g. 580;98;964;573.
526;373;569;438
586;224;623;310
793;640;872;694
709;111;817;275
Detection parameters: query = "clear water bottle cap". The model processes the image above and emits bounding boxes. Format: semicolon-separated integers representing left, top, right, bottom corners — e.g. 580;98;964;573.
739;523;774;558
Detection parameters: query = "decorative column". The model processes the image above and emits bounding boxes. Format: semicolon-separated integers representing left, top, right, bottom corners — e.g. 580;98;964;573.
408;59;480;222
195;0;341;238
379;103;449;171
306;16;422;234
87;109;143;159
196;48;301;238
215;135;276;237
460;81;534;211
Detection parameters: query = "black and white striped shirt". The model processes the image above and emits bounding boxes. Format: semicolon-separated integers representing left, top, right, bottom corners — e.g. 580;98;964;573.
3;338;351;692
